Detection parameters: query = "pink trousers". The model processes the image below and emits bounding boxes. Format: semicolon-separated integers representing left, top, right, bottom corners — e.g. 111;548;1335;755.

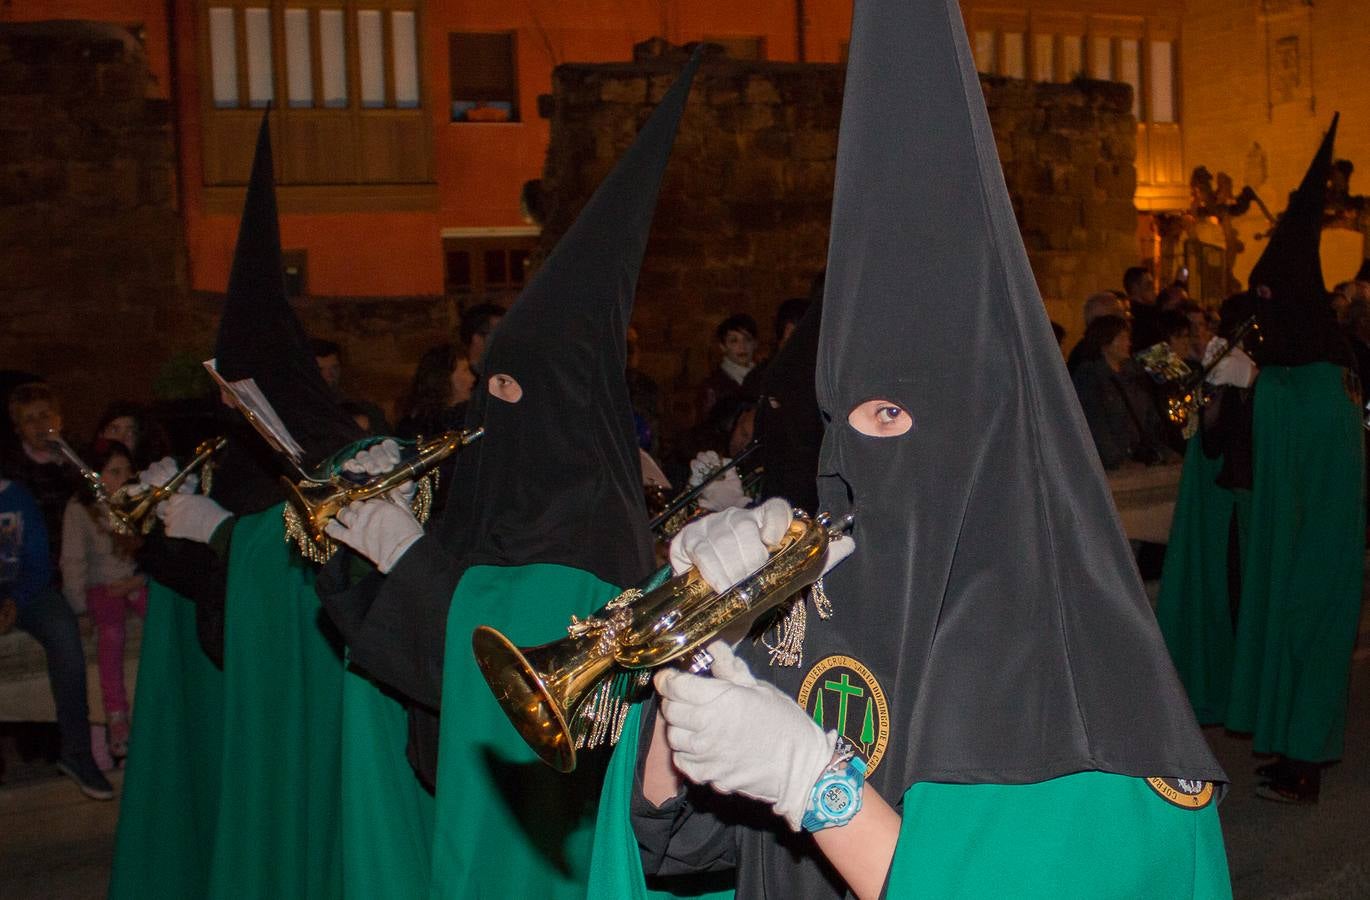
85;584;148;716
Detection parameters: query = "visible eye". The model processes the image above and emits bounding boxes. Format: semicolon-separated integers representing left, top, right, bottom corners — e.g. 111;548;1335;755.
847;399;912;437
488;373;523;404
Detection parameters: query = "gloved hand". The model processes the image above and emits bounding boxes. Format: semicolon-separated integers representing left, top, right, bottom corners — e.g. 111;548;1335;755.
687;451;724;487
341;439;415;506
656;640;836;831
325;498;423;573
158;494;232;544
670;497;856;592
1206;347;1258;389
138;456;199;495
697;467;749;512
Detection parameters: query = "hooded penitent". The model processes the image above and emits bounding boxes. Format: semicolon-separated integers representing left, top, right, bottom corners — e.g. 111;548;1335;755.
422;50;701;900
776;0;1225;798
753;298;823;512
211;113;364;516
1249;115;1351;369
340;53;703;729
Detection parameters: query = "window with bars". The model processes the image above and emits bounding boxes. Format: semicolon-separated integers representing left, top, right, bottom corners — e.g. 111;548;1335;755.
443;234;536;297
199;2;432;188
970;23;1175;126
449;32;518;123
207;3;420;111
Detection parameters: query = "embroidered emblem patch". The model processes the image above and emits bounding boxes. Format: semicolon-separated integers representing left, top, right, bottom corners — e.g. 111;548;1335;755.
1146;776;1214;810
796;655;890;776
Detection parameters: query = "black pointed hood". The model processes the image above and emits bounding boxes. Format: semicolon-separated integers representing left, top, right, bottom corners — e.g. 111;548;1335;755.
1249;115;1349;367
211;114;363;514
761;0;1224;798
753;298;823;512
438;50;702;589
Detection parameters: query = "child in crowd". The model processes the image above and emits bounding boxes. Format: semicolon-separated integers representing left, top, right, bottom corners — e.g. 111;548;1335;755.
60;440;146;758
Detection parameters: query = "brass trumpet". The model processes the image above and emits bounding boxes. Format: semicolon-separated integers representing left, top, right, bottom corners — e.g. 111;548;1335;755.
473;509;848;772
106;436;228;536
282;428;483;562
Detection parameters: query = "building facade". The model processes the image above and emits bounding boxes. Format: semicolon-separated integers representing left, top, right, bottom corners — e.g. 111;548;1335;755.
6;0;1366;302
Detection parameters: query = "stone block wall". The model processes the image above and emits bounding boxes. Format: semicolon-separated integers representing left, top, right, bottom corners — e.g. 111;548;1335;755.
0;22;185;436
537;44;1138;449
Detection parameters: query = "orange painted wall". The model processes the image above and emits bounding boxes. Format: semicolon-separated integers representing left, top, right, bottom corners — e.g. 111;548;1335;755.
0;3;815;295
10;1;859;297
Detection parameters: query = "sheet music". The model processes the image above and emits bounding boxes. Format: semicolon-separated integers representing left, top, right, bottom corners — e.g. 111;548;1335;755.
203;359;307;469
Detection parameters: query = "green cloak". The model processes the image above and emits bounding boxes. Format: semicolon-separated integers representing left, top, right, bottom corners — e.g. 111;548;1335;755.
886;773;1230;898
1156;439;1250;723
587;714;1231;898
1226;363;1364;761
428;563;624;899
108;580;224;900
340;660;435;899
206;506;345;899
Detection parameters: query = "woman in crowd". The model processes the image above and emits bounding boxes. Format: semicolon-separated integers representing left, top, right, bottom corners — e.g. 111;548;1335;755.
60;439;146;757
395;343;476;441
1071;314;1167;469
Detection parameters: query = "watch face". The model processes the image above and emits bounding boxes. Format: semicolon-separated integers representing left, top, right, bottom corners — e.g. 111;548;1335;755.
821;781;854;814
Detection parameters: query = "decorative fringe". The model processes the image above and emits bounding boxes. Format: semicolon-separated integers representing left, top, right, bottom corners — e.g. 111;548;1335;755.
761;576;834;668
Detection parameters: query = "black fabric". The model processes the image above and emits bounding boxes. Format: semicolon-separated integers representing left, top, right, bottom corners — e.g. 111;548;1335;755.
138;532;228;669
1357;257;1370;283
757;0;1224;812
315;51;701;786
214;113;363;476
752;299;823;512
1250;115;1352;369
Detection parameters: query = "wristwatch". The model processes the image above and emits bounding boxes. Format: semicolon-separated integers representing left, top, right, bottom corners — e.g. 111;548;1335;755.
801;738;867;832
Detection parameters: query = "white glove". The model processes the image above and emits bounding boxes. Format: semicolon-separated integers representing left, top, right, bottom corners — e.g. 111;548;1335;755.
670;497;856;592
687;451;724;487
656;640;837;831
138;456;199;495
697;467;749;512
341;439;415;506
1205;347;1257;389
158;493;231;544
325;499;423;574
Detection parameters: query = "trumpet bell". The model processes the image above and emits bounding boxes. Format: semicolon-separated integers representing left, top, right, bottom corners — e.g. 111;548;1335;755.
472;626;611;773
472;510;842;772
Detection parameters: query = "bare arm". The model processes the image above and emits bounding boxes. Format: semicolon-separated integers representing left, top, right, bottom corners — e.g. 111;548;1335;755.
642;701;683;806
812;784;901;900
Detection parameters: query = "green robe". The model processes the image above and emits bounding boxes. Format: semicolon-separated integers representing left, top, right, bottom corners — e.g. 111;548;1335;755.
340;660;435;899
886;773;1230;898
428;563;623;899
1226;363;1364;761
206;506;345;899
1156;439;1250;723
108;580;224;900
589;699;1231;898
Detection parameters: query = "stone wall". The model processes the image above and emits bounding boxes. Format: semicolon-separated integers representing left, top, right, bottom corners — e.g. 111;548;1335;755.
537;43;1138;448
0;21;185;436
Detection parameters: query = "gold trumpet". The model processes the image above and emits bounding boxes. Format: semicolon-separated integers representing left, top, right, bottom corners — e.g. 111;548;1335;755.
106;437;228;536
472;509;848;772
282;428;483;562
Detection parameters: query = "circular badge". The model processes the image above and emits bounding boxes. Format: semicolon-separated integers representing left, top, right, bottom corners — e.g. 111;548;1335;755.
1145;776;1214;810
796;655;890;775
